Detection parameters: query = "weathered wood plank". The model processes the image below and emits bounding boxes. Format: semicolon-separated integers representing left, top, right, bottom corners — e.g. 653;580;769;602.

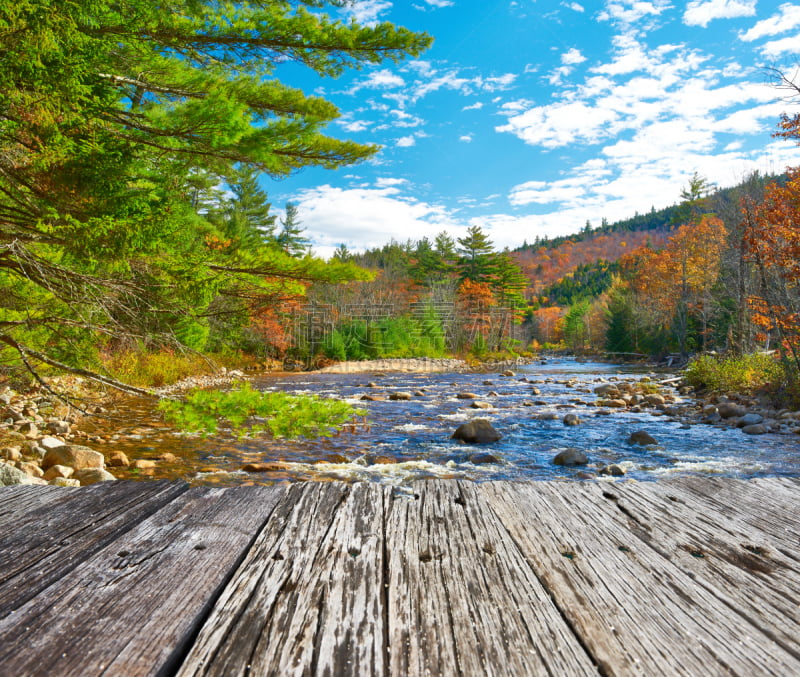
384;480;599;677
0;484;284;677
661;476;800;559
481;480;800;676
177;481;388;677
550;480;800;662
0;484;68;520
0;479;189;617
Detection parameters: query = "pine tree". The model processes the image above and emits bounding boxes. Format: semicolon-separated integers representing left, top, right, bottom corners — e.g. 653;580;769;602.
275;203;310;258
457;226;496;283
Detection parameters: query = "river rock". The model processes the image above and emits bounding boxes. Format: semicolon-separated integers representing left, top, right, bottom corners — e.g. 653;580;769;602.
502;370;515;377
737;413;764;428
471;401;493;409
451;419;502;444
361;394;385;401
563;413;581;426
157;452;178;463
594;384;620;397
534;412;559;421
469;452;501;465
242;462;293;472
530;387;541;395
600;464;626;476
42;445;105;471
718;402;747;419
0;463;40;485
389;392;413;401
742;424;768;435
107;451;130;467
18;421;39;438
553;448;588;466
73;468;117;485
414;391;426;397
132;459;156;470
50;477;81;487
47;420;71;435
2;446;21;462
644;393;666;406
19;462;44;478
600;399;628;408
483;380;494;386
628;430;658;446
39;436;65;451
43;464;73;481
456;392;479;399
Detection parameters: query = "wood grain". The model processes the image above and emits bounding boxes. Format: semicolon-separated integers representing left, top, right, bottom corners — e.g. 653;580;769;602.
0;485;283;676
0;479;189;616
480;480;800;676
177;481;388;677
385;480;598;677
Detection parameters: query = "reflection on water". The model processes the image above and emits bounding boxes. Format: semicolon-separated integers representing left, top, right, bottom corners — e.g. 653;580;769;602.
81;358;800;486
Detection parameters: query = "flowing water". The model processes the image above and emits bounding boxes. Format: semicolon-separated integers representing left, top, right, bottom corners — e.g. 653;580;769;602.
83;358;800;486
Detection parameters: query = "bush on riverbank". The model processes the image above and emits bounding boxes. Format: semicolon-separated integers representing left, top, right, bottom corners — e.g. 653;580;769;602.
685;353;784;396
158;382;365;438
101;346;258;388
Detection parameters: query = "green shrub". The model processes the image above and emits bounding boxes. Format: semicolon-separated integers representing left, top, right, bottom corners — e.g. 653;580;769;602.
158;381;365;438
685;353;783;393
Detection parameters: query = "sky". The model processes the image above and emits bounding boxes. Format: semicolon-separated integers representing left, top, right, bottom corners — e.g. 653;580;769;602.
270;0;800;257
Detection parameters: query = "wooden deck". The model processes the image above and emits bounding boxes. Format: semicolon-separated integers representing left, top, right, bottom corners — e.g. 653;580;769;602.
1;477;799;676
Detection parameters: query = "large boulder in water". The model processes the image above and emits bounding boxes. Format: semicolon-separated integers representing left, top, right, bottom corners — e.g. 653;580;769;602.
628;430;658;446
451;419;502;444
553;448;588;466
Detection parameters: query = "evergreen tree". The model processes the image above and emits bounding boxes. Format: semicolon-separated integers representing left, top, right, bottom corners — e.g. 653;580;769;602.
457;226;496;283
221;167;276;248
275;202;310;258
0;0;430;387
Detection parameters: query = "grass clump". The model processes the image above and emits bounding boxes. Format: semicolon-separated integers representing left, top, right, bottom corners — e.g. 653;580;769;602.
158;381;365;439
685;353;783;394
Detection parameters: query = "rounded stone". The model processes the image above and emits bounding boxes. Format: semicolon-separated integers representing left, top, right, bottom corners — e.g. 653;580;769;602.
563;413;581;426
74;468;117;485
628;430;658;446
451;419;502;444
553;449;589;466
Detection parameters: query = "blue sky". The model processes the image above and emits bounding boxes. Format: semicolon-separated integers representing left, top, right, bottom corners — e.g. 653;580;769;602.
271;0;800;257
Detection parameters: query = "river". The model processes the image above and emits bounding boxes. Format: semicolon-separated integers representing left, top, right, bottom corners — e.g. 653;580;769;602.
81;358;800;486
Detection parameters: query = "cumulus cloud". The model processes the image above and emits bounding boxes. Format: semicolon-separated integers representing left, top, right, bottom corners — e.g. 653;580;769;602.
459;134;474;142
396;135;416;147
759;34;800;58
565;2;585;12
293;183;462;255
684;0;757;28
739;3;800;41
598;0;672;26
462;101;484;111
348;0;393;25
562;48;587;65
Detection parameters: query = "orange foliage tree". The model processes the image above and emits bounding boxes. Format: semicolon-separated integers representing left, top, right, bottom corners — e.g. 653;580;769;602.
455;279;496;351
627;216;727;352
743;168;800;368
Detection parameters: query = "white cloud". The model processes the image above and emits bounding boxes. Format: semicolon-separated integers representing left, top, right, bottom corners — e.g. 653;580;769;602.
683;0;756;28
598;0;672;26
396;135;417;147
339;119;371;133
459;134;474;142
740;4;800;41
423;0;454;6
348;0;393;25
566;2;585;12
293;184;463;254
462;101;484;111
562;48;587;65
349;69;405;94
760;34;800;58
